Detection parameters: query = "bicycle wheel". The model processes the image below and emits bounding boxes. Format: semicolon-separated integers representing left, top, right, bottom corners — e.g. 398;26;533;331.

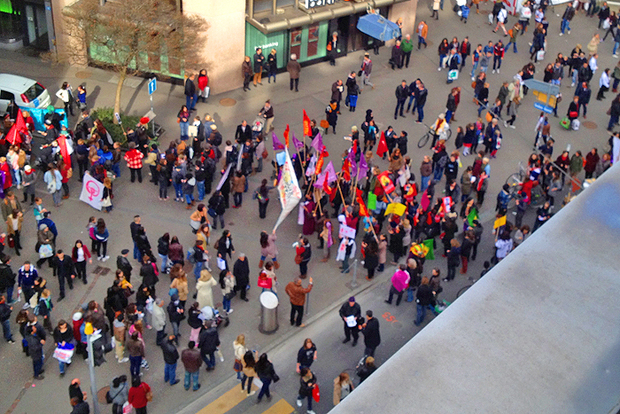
530;186;546;207
505;173;521;190
445;128;453;141
418;132;430;148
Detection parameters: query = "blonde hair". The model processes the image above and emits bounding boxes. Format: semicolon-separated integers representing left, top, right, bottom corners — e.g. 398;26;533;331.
235;334;245;346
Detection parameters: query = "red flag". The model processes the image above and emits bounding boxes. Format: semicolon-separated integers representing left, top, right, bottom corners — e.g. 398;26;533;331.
323;171;334;196
303;110;311;137
316;154;324;175
376;131;388;157
342;159;351;181
57;135;72;169
283;124;290;148
356;188;369;217
6;109;27;145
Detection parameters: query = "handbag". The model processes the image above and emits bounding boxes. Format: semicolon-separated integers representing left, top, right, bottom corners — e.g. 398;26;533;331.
143;383;153;402
569;111;578;118
233;359;242;372
262;149;269;159
204;86;211;98
122;402;133;414
294;254;302;264
207;208;217;218
39;243;53;259
7;234;14;248
312;383;321;402
485;111;493;123
257;272;273;289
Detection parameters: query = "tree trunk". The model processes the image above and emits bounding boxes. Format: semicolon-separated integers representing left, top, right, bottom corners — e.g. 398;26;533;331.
113;66;127;123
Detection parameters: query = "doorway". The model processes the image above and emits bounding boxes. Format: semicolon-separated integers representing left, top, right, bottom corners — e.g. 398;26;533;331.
24;2;48;49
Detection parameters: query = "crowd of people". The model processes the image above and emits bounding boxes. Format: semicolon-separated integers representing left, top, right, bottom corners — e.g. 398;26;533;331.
2;1;620;413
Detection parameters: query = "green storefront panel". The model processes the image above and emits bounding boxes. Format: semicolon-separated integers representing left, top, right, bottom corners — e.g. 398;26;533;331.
245;22;286;69
296;20;328;63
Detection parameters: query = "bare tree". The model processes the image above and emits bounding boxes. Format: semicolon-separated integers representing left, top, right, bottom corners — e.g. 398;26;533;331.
63;0;208;118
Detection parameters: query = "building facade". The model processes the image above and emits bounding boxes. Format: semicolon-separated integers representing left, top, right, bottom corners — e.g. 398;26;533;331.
52;0;417;95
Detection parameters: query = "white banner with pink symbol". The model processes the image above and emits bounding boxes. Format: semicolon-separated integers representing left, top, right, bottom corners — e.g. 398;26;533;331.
79;173;104;210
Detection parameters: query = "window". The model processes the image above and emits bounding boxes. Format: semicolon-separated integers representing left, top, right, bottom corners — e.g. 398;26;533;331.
0;90;15;101
290;28;302;61
23;83;45;101
307;23;320;58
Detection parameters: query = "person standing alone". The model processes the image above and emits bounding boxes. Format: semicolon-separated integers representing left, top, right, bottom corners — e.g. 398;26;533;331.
287;54;301;92
285;277;313;327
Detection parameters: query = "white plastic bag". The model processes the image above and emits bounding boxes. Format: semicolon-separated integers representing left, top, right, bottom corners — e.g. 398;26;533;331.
571;119;580;130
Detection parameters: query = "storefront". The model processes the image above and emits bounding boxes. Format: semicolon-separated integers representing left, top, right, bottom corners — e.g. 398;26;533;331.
245;0;410;70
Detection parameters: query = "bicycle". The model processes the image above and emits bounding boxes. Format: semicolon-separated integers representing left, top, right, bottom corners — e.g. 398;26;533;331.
417;124;452;148
505;161;546;208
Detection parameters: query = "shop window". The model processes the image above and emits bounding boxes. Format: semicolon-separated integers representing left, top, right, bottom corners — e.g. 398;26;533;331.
306;23;319;58
290;28;302;61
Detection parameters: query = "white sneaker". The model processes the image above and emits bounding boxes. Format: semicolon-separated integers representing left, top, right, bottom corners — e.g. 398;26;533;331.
497;69;500;73
614;55;619;58
571;82;575;87
559;32;563;36
438;67;442;71
308;411;316;414
119;357;129;363
492;69;496;74
297;399;303;407
97;256;102;261
248;390;256;396
568;30;571;34
471;76;475;81
509;125;516;129
503;121;508;128
102;256;110;262
227;309;233;314
220;356;225;362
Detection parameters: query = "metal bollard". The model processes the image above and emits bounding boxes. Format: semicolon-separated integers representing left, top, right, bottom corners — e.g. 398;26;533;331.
346;259;359;289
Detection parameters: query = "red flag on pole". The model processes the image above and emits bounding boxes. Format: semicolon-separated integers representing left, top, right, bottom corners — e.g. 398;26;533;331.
376;131;388;157
283;124;290;148
323;171;334;196
302;110;311;137
356;188;369;217
6;109;27;145
342;159;351;181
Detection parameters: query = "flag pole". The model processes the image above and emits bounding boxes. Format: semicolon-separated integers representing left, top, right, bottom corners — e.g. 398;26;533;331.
336;174;348;211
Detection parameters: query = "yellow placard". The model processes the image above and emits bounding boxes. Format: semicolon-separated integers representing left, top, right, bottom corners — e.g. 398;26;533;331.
385;202;406;217
493;215;507;229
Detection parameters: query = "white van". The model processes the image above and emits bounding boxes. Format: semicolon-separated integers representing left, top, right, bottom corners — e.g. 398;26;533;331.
0;74;52;114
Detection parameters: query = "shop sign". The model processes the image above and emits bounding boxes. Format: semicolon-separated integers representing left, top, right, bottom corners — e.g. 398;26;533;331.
305;0;335;8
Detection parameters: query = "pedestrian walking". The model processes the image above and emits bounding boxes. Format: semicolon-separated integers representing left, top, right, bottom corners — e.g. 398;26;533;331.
233;254;250;302
255;353;278;403
414;277;439;326
219;269;236;314
296;368;318;414
196;270;217;309
53;319;73;377
233;334;247;380
0;295;14;343
385;264;410;306
285;277;313;327
297;338;317;372
25;324;45;379
360;53;374;89
184;73;197;111
240;350;258;396
294;236;311;278
394;80;409;119
333;372;354;406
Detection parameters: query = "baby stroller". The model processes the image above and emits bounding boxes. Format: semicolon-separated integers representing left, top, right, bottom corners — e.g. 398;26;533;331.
199;305;230;328
252;117;265;140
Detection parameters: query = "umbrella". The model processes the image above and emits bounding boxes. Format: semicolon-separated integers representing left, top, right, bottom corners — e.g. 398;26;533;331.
356;13;400;41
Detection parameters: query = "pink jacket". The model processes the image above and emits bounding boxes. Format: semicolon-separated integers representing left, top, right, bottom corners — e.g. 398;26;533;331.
391;269;411;292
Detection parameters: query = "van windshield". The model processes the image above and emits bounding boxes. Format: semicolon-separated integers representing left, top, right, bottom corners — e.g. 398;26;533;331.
24;83;45;101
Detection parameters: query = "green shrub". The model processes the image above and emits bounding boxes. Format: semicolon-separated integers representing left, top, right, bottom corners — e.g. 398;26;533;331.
90;107;158;146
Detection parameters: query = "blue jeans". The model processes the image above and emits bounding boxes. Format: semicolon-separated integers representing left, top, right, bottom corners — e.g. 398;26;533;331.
416;104;424;122
196;181;205;200
614;42;620;55
223;296;231;312
608;115;618;130
1;319;12;341
433;165;444;182
33;356;43;377
184;371;200;390
59;360;66;374
421;175;431;191
505;41;517;53
193;261;203;279
173;182;183;199
572;69;578;85
415;303;439;325
180;121;189;140
52;189;62;206
406;287;415;302
186;94;197;110
185;194;194;205
258;377;272;400
406;95;415;111
439;54;446;68
112;163;121;178
158;254;168;273
417;35;427;47
171;321;180;338
297;395;312;411
470;61;479;78
202;351;215;368
445;110;453;123
130;355;142;378
133;242;141;260
6;285;13;303
561;18;571;34
164;362;177;384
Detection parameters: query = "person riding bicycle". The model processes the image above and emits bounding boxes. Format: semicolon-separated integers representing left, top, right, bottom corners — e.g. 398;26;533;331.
429;113;450;148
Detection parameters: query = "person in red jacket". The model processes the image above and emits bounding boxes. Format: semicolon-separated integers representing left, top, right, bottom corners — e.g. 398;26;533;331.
124;142;144;183
197;69;209;103
128;377;151;414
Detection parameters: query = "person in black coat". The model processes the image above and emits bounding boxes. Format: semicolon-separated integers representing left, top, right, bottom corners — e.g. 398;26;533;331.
51;250;75;301
388;225;405;264
414;277;438;326
359;310;381;357
167;294;184;343
139;257;159;294
161;335;180;385
390;41;404;70
116;249;133;283
233;255;250;301
135;228;153;261
339;297;362;346
216;230;235;270
198;321;220;370
394;80;409;119
235;121;253;144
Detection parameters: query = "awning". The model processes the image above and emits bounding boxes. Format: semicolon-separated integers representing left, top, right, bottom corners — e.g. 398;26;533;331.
356;13;400;41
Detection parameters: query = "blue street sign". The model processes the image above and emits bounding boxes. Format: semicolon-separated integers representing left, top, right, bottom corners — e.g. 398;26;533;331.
148;78;157;95
534;101;554;114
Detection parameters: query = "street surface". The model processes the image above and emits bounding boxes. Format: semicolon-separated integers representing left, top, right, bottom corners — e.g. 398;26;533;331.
0;3;614;413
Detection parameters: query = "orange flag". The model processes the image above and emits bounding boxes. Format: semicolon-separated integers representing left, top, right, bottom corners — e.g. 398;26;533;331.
356;188;369;217
303;110;311;137
283;124;290;147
